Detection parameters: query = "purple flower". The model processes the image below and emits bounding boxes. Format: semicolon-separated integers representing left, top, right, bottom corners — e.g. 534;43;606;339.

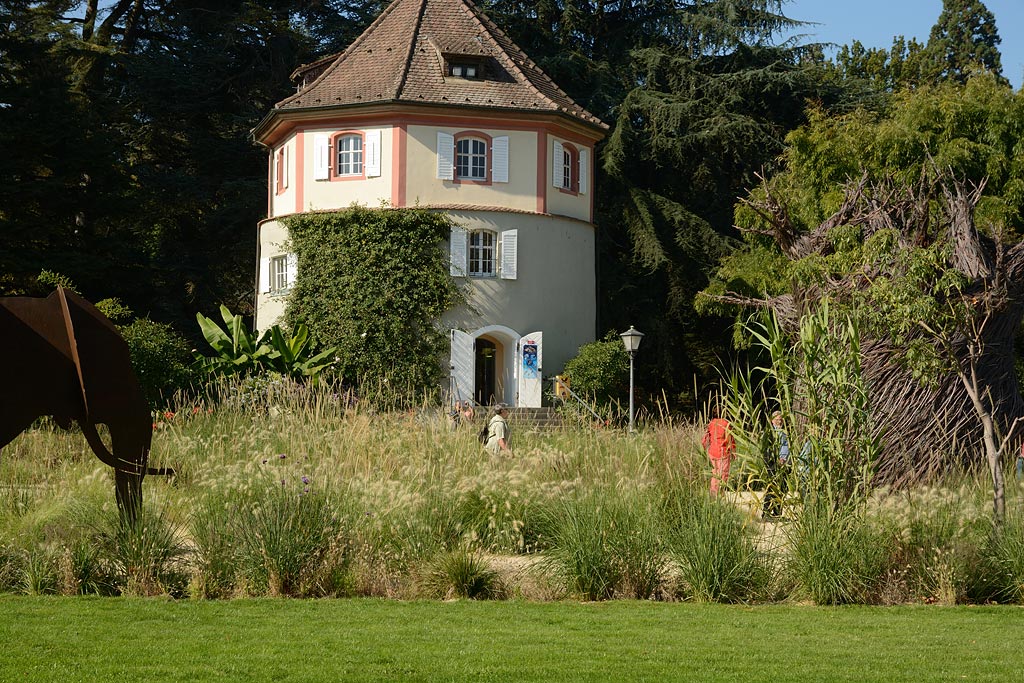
301;476;310;485
261;458;268;464
304;487;310;493
278;454;287;459
280;479;286;486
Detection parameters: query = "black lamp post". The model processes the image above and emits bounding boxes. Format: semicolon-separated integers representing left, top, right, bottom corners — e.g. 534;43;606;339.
619;325;644;433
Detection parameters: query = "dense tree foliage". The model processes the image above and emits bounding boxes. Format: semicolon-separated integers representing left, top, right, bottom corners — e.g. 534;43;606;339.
0;1;380;329
703;75;1024;483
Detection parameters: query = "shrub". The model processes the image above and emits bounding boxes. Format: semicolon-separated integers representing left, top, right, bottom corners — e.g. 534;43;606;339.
120;317;195;408
562;333;629;407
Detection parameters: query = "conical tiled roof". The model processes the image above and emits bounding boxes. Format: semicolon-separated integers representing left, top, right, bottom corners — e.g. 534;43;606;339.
271;0;605;130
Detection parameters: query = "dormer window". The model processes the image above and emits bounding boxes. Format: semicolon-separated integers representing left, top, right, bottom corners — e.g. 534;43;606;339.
449;62;481;79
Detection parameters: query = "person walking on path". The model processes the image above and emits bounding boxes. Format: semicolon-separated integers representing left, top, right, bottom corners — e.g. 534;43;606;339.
762;410;789;518
484;403;511;456
702;406;735;496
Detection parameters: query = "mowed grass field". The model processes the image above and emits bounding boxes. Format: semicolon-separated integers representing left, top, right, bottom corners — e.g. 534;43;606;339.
0;597;1021;682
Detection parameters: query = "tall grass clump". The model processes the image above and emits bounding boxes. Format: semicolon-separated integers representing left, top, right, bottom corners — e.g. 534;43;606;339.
188;489;242;599
95;504;189;597
538;491;664;600
869;482;990;604
234;464;347;597
662;487;767;602
421;549;505;599
787;498;891;604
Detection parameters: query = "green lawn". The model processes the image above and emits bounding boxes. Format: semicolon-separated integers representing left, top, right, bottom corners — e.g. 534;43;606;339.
0;598;1021;682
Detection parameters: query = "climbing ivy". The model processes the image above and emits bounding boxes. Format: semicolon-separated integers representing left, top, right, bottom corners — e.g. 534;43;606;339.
283;207;464;391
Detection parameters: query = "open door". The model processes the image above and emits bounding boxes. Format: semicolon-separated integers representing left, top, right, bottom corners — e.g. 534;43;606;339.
516;331;543;407
450;329;474;404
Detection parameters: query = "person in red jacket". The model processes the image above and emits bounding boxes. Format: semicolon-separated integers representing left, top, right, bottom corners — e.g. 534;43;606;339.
702;407;736;496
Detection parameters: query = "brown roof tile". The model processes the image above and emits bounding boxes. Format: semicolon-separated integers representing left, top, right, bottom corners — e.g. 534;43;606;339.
275;0;605;130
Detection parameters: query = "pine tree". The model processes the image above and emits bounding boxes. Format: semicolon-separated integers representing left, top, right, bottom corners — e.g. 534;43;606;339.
925;0;1005;84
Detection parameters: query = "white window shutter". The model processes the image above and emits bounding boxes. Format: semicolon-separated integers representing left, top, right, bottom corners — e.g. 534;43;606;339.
552;140;564;188
500;229;518;280
313;134;330;180
286;252;298;288
578;148;589;195
259;257;271;293
449;227;468;276
450;329;475;404
365;129;381;177
281;147;289;189
437;132;454;180
492;136;509;183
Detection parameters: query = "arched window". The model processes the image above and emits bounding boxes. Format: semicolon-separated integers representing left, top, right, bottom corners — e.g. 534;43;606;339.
468;229;496;276
456;137;487;180
335;133;363;177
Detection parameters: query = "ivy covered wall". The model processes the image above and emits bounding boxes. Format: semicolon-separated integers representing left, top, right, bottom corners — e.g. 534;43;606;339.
283;207;464;390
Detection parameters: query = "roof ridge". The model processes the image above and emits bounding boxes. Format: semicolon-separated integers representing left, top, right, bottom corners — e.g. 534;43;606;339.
394;0;430;100
277;0;409;108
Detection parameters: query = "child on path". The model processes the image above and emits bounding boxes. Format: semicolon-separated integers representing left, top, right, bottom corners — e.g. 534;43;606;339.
702;407;735;496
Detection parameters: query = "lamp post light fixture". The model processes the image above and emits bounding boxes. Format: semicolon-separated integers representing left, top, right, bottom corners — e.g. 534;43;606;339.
619;325;644;433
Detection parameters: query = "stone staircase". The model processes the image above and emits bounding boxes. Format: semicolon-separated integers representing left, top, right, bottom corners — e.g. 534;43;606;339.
507;406;564;430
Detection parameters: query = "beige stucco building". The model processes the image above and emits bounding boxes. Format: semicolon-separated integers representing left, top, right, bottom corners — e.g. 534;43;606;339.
252;0;607;407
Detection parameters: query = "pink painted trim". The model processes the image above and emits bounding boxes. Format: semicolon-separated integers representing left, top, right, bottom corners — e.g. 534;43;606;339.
330;130;367;181
267;151;273;217
295;133;305;214
588;145;595;223
451;130;493;186
536;129;547;214
392;124;407;207
263;110;603;148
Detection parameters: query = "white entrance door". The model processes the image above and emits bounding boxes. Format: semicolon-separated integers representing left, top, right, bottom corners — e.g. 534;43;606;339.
516;331;543;408
450;329;474;404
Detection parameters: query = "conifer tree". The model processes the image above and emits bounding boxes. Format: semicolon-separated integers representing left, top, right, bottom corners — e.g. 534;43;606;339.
924;0;1005;84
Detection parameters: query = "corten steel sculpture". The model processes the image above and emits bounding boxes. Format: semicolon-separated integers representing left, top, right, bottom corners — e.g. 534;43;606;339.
0;287;171;522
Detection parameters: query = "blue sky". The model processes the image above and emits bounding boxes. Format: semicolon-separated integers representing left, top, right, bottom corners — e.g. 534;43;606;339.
781;0;1024;89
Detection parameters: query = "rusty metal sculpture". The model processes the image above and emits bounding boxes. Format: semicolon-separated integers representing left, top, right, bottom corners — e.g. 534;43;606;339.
0;287;171;522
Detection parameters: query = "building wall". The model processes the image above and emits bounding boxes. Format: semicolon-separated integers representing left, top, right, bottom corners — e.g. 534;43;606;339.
441;209;596;377
257;208;596;379
270;134;297;218
265;119;596;225
404;124;537;212
298;125;393;211
255;219;291;331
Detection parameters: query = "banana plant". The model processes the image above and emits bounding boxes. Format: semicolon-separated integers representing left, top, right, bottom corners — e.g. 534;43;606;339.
194;305;335;379
265;324;337;379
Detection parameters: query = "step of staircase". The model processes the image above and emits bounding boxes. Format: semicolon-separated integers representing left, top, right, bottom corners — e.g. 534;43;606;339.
507;406;564;430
